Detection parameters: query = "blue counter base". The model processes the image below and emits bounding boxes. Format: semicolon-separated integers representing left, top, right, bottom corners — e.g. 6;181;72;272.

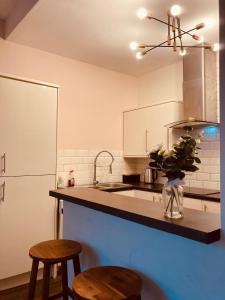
63;202;225;300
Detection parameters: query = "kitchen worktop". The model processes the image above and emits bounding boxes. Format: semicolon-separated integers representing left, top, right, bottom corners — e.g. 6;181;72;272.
50;186;221;244
123;182;220;202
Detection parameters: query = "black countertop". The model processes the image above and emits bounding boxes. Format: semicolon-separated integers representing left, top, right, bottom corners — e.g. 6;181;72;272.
50;186;221;244
125;182;220;202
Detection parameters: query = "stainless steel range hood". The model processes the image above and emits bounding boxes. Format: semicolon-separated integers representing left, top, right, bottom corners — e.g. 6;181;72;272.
167;48;219;129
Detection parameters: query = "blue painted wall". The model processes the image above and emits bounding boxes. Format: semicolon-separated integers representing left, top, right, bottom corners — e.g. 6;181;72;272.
64;202;225;300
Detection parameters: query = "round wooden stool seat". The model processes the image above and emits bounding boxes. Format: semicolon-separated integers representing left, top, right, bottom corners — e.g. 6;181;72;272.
29;239;81;262
28;239;82;300
72;266;142;300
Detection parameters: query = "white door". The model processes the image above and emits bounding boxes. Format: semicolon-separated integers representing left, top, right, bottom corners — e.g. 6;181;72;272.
0;175;56;279
123;108;150;157
0;77;57;176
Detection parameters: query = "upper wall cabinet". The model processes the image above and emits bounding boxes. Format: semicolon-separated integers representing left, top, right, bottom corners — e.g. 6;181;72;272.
123;101;183;157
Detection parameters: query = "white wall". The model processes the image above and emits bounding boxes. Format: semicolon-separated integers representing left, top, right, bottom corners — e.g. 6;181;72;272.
137;61;183;107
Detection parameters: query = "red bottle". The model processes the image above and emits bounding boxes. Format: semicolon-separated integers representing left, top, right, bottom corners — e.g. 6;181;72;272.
68;170;75;187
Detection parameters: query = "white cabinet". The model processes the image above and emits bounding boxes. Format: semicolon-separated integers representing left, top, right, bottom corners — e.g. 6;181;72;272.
183;197;202;211
123;108;149;157
114;190;220;214
0;175;56;279
201;200;220;214
0;77;57;176
113;190;135;197
123;101;183;157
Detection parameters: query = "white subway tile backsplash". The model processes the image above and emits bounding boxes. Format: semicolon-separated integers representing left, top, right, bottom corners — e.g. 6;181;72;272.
63;149;76;157
202;181;218;190
123;129;220;190
58;131;220;190
189;180;204;188
196;173;210;181
210;173;220;182
57;149;124;186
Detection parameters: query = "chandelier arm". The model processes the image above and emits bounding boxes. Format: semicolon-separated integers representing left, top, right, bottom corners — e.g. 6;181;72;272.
167;14;171;45
177;17;184;50
142;45;208;49
148;16;197;39
143;26;199;54
173;17;177;51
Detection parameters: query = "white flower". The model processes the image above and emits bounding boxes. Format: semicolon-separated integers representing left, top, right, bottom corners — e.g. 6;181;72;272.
178;137;184;143
152;144;163;152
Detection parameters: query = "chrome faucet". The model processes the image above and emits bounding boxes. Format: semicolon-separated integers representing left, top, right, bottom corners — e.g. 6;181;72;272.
93;150;114;185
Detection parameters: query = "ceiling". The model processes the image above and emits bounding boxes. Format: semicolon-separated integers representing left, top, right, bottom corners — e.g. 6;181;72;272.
0;0;17;20
7;0;219;76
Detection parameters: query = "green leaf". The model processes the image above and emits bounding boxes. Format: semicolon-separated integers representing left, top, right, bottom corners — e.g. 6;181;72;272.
194;157;201;163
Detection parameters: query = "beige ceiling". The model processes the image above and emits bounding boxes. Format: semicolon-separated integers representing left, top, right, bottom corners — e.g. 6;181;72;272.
0;0;17;20
7;0;219;76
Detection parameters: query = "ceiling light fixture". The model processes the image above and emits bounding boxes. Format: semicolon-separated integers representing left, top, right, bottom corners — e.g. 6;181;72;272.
197;36;205;43
137;7;148;20
212;43;220;52
170;4;182;17
136;51;144;59
130;5;217;60
129;41;139;51
179;49;187;56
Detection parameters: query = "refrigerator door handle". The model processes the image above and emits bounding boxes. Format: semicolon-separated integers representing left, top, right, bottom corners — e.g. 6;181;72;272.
1;181;5;202
1;153;6;174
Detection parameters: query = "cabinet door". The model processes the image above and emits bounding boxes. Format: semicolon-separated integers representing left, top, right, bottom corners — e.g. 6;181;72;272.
0;77;57;176
113;190;135;197
183;197;202;210
134;190;155;201
0;175;56;279
202;200;220;214
123;109;149;157
123;102;183;157
147;102;183;151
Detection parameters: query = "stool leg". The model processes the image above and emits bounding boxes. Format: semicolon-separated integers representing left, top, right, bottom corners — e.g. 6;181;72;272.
27;259;39;300
42;262;51;300
128;296;141;300
72;255;81;276
61;261;69;300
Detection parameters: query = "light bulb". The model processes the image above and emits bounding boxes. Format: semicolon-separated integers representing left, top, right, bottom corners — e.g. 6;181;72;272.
212;43;220;52
179;49;187;56
170;4;182;17
137;8;148;19
129;41;138;51
195;23;205;30
136;51;144;60
198;36;204;43
203;18;214;29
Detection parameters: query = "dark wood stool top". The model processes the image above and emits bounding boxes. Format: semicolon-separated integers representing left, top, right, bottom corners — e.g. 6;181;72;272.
29;239;81;263
72;266;142;300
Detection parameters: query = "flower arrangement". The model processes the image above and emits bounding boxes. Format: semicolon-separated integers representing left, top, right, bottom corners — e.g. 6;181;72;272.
149;134;202;182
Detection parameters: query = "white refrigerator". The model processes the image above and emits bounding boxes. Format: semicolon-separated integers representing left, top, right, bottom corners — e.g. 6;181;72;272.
0;76;58;280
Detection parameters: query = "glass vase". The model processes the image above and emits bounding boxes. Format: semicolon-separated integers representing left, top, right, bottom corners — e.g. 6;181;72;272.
162;180;184;219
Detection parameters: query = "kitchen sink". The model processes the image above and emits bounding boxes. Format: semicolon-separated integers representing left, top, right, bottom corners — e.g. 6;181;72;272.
88;183;132;190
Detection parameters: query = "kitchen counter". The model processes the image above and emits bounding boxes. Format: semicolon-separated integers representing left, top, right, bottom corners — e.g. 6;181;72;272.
122;182;220;202
50;186;220;244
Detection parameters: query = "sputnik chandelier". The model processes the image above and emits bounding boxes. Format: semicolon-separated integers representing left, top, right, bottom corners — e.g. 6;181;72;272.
130;4;219;59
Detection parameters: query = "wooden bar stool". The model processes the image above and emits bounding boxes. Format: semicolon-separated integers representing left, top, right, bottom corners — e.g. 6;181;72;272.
72;266;142;300
28;239;82;300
